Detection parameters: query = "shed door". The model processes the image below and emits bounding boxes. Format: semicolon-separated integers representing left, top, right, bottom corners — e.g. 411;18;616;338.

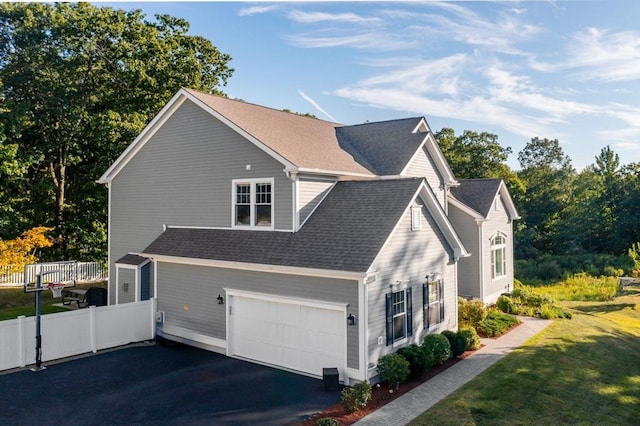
229;295;346;378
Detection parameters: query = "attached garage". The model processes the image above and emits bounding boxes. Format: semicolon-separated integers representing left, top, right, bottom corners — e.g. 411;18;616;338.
226;290;347;379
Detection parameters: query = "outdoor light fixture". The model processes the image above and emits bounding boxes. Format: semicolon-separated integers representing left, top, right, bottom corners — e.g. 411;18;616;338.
347;313;356;326
217;294;224;305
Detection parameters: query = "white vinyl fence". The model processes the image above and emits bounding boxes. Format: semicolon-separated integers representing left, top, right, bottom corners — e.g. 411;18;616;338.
0;299;155;371
0;262;107;287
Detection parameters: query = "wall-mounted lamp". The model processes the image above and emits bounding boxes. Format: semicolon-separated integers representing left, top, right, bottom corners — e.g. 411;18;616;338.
217;294;224;305
347;313;356;326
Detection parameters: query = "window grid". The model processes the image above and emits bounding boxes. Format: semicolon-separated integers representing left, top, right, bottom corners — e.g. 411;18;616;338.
392;290;406;342
233;180;273;228
491;233;507;279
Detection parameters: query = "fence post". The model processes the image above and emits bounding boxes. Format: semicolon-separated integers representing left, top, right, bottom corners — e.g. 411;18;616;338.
89;306;97;353
18;315;26;367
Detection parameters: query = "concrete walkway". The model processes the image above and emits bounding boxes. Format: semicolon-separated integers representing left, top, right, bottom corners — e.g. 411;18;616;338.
354;316;553;426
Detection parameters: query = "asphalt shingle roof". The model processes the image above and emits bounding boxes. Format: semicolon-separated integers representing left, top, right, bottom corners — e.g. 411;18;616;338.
142;178;424;273
336;118;427;176
450;179;502;218
185;89;373;176
114;254;149;266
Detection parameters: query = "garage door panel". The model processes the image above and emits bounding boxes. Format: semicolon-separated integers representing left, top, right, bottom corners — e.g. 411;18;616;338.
230;294;346;378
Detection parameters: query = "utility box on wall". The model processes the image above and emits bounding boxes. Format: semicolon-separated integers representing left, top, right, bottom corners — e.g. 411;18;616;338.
322;367;340;391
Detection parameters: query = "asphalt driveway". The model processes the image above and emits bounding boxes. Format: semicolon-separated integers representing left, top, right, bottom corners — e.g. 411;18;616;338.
0;341;342;425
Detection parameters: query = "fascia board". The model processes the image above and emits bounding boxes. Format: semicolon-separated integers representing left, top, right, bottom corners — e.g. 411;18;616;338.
417;182;469;258
98;90;188;183
423;132;457;184
498;181;521;220
140;253;366;281
448;196;485;220
399;133;457;187
293;167;374;179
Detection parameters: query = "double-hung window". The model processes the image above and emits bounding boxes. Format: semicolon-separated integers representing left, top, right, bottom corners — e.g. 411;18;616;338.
423;279;444;328
385;287;412;345
491;233;507;279
233;178;273;228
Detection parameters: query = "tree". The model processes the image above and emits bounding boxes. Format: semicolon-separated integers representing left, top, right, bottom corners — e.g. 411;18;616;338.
516;137;575;256
0;227;53;271
0;3;233;260
435;128;524;199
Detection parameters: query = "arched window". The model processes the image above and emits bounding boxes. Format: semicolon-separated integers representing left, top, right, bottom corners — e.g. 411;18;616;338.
491;233;507;279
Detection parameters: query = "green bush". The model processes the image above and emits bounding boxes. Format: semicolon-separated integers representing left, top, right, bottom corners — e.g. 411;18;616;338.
340;381;372;414
476;310;520;337
422;333;451;365
539;304;572;319
496;295;516;313
441;330;467;358
458;326;481;351
397;344;432;380
458;297;488;326
377;353;410;388
316;418;339;426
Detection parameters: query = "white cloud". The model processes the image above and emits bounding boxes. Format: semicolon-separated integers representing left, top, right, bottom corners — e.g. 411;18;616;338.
238;5;278;17
298;90;338;122
530;27;640;82
288;11;380;24
286;31;417;50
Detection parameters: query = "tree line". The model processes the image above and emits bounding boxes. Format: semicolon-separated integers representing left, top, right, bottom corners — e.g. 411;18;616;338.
1;3;638;266
436;129;639;260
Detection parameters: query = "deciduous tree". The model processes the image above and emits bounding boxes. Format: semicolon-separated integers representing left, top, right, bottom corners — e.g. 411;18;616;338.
0;2;233;260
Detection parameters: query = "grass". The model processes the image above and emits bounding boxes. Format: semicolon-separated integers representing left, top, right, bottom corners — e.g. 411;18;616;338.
0;282;107;321
410;281;640;425
526;273;621;302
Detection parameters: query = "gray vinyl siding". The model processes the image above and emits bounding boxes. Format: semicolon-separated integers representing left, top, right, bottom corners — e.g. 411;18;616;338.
404;146;446;209
366;198;457;372
108;99;293;302
482;196;514;303
448;204;481;299
298;178;335;226
155;262;360;369
117;268;136;304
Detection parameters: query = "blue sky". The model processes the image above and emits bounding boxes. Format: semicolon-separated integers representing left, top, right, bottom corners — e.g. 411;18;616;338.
102;1;639;171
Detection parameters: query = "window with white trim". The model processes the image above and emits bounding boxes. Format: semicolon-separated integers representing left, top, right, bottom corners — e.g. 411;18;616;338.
491;233;507;279
423;279;444;328
385;287;413;345
233;178;273;228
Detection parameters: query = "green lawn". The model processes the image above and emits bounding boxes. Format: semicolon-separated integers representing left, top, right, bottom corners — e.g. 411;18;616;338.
0;282;107;321
411;282;640;425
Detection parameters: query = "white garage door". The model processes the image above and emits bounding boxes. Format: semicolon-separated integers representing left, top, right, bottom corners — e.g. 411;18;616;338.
229;293;346;378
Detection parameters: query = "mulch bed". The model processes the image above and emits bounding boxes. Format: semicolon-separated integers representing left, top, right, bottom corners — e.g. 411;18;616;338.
299;320;525;425
299;349;476;425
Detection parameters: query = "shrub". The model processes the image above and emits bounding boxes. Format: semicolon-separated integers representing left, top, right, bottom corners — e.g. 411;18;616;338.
316;418;339;426
458;326;481;351
422;333;451;365
377;353;410;388
539;304;572;319
397;344;432;380
340;381;372;414
440;330;457;358
440;330;467;358
604;266;624;277
476;310;520;337
458;297;487;326
496;295;516;313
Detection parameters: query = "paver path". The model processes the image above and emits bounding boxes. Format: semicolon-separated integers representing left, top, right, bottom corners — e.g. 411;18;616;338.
355;316;553;426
